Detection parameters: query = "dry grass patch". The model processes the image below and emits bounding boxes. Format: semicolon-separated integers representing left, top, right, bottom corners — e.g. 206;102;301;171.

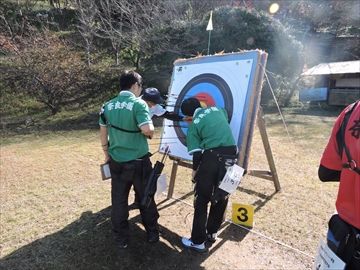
0;106;343;269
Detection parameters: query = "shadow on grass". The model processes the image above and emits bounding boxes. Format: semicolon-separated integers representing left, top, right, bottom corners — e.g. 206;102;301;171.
1;113;165;138
0;196;254;270
0;204;198;270
1;113;99;136
208;221;250;254
2;105;342;137
237;186;277;214
0;195;254;270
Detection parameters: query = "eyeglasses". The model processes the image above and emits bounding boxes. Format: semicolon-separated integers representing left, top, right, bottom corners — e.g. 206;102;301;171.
137;83;142;88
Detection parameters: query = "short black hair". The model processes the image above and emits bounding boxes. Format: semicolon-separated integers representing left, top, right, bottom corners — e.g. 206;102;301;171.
181;97;201;116
119;70;142;90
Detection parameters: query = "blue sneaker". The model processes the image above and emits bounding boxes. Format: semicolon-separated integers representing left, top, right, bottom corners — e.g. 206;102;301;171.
181;237;207;252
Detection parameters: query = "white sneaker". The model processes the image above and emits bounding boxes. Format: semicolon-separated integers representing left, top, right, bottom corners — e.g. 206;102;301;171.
181;237;207;252
207;233;217;242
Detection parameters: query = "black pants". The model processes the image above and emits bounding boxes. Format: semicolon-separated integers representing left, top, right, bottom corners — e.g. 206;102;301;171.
110;156;159;243
328;215;360;270
191;146;237;244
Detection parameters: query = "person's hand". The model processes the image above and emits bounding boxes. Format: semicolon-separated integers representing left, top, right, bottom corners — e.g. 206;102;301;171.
191;170;197;182
183;116;192;121
104;154;111;164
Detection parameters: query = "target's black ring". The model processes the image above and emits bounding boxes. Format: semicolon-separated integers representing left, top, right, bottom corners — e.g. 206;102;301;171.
174;73;233;146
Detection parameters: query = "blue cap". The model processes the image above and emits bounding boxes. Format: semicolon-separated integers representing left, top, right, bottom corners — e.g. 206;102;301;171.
142;88;164;104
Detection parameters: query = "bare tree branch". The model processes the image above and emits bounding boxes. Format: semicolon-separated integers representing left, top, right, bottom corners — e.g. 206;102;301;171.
71;0;99;67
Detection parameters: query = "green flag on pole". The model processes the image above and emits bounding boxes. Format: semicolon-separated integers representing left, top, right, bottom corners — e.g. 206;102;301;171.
206;11;213;55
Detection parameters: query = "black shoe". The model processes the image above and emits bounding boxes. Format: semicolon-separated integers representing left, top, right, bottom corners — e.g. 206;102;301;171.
207;233;217;243
148;234;159;243
115;240;128;249
115;239;128;249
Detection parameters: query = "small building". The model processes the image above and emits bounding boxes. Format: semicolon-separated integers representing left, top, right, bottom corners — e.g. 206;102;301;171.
300;60;360;106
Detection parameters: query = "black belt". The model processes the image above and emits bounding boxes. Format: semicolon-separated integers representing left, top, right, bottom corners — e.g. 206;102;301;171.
207;146;238;160
206;146;238;167
135;152;152;161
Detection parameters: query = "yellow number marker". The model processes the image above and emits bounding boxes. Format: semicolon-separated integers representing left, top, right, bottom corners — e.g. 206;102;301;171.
232;203;254;228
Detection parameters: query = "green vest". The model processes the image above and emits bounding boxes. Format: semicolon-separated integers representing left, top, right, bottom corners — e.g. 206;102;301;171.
187;106;236;154
99;91;152;162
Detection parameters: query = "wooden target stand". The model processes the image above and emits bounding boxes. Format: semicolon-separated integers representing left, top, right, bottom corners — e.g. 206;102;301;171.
166;106;281;200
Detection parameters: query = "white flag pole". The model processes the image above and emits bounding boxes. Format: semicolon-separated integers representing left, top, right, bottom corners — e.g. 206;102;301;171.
206;11;213;55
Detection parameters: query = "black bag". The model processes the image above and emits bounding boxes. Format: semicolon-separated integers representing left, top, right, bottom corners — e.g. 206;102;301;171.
327;214;360;267
210;188;230;206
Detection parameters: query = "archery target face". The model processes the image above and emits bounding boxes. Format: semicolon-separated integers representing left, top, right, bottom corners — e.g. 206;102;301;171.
159;53;257;161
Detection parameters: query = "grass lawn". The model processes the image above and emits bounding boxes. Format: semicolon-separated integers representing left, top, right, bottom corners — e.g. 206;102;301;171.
0;105;344;269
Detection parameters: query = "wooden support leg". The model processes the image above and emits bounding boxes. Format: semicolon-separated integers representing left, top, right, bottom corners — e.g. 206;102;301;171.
256;107;281;191
167;160;179;199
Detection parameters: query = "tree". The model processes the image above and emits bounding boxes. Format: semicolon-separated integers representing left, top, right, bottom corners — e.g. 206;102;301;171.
95;0;133;66
268;0;360;63
71;0;98;67
140;6;305;106
95;0;168;67
0;0;40;37
176;0;218;20
1;28;90;115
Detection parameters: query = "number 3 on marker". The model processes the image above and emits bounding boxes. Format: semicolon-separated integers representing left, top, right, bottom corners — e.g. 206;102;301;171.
237;207;248;222
232;203;254;228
